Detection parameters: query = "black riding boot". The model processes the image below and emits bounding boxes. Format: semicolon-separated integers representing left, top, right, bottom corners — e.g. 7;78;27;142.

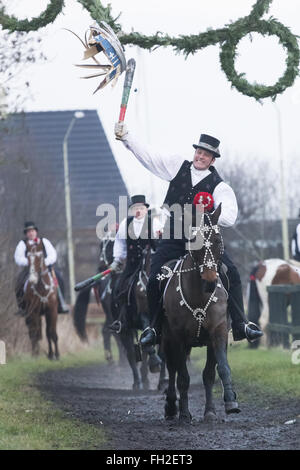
140;276;162;347
228;281;263;342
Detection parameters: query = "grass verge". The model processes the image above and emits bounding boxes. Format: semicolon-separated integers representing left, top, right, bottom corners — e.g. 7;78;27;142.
191;342;300;401
0;346;107;450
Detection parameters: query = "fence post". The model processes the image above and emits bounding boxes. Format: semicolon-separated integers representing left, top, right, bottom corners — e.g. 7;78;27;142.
267;286;289;348
0;340;6;365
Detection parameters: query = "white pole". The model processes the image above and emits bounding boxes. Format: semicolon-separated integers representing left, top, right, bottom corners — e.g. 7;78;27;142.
274;103;289;261
63;118;76;306
0;340;6;365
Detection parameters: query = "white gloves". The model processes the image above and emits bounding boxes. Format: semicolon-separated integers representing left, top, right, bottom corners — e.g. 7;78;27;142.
109;259;122;272
114;122;128;140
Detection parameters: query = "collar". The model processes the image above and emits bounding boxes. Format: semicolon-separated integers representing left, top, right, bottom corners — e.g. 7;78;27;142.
190;165;211;178
133;216;146;223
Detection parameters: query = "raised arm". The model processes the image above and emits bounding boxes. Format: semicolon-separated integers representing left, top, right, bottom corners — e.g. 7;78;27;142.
115;123;184;182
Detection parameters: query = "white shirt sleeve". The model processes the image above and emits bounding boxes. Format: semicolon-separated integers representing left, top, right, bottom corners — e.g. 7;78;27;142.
42;238;57;266
297;224;300;253
212;182;238;228
14;240;28;267
121;132;185;182
113;219;127;262
291;239;296;256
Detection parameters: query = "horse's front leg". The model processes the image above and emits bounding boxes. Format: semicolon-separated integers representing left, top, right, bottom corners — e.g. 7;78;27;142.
176;346;191;424
25;302;41;357
140;348;150;390
203;343;217;421
163;337;178;421
45;302;59;360
211;323;240;414
121;328;142;390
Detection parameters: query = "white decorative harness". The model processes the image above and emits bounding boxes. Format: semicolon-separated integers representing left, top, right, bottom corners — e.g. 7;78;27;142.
27;250;55;304
157;213;225;337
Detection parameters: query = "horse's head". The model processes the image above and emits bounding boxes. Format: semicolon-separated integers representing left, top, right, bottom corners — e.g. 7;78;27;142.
26;238;45;284
188;204;224;282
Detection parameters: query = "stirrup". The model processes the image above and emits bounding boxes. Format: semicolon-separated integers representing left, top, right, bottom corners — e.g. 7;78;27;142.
245;321;263;343
140;326;156;345
109;320;122;334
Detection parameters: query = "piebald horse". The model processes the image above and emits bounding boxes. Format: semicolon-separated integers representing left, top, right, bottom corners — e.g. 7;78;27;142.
24;238;59;359
247;258;300;345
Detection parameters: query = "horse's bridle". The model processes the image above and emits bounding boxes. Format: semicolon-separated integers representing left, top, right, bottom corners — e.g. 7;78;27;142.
158;213;225;337
187;212;224;273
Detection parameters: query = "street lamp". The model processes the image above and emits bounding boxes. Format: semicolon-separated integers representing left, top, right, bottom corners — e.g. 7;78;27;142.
273;103;289;261
63;111;85;305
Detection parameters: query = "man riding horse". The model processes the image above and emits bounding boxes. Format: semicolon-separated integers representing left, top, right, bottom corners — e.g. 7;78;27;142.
109;195;161;329
14;221;68;315
114;124;263;347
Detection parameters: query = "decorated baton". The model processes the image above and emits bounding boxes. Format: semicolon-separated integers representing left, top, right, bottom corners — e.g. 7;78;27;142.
118;58;136;122
74;268;111;291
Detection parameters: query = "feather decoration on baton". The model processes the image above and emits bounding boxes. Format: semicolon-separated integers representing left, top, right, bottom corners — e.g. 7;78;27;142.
66;21;127;93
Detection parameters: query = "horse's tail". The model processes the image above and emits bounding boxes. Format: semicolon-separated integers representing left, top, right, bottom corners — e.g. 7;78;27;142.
73;287;91;341
247;265;262;325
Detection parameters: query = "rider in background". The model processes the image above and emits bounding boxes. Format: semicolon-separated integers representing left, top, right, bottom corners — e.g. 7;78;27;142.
291;209;300;262
109;195;161;326
14;221;68;315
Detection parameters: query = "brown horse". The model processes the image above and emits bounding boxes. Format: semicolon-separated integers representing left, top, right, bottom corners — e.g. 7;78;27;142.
162;205;240;423
24;238;59;359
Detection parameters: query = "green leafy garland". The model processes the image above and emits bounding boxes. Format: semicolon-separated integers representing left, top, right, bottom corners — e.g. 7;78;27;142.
0;0;299;101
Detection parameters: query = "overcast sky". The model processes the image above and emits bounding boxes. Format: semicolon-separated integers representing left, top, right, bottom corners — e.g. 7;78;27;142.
5;0;300;212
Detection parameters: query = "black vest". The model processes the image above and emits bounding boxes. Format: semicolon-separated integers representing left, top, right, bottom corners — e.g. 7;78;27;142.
163;161;223;238
292;227;300;261
126;213;155;270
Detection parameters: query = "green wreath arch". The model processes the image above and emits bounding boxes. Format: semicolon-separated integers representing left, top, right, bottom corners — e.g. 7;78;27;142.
0;0;299;101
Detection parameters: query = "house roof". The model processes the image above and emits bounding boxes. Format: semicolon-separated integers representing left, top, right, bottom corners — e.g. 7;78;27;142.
1;110;128;228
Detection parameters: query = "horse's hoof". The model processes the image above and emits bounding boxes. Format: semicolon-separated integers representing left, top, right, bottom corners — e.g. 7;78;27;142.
179;413;192;424
132;382;142;391
142;380;150;391
148;353;162;374
225;401;241;414
204;411;218;422
157;379;169;391
165;414;177;422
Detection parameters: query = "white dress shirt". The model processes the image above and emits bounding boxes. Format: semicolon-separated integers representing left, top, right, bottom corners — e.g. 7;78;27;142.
291;223;300;257
113;216;162;262
14;238;57;267
122;132;238;228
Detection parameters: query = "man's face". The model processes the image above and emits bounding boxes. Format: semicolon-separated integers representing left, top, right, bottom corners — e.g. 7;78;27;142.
132;204;148;219
25;229;38;241
193;148;215;170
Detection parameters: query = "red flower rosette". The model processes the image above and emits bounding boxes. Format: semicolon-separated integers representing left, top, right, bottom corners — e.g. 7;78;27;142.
193;192;214;211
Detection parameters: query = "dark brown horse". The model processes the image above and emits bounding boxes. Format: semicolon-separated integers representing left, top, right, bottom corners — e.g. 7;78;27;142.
24;238;59;359
111;245;167;390
162;205;240;422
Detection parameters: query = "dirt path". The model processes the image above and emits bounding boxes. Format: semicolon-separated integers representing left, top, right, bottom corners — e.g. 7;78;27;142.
37;361;299;450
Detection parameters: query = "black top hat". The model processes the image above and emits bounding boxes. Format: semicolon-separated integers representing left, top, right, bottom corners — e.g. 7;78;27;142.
129;195;149;208
24;221;38;234
193;134;221;158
